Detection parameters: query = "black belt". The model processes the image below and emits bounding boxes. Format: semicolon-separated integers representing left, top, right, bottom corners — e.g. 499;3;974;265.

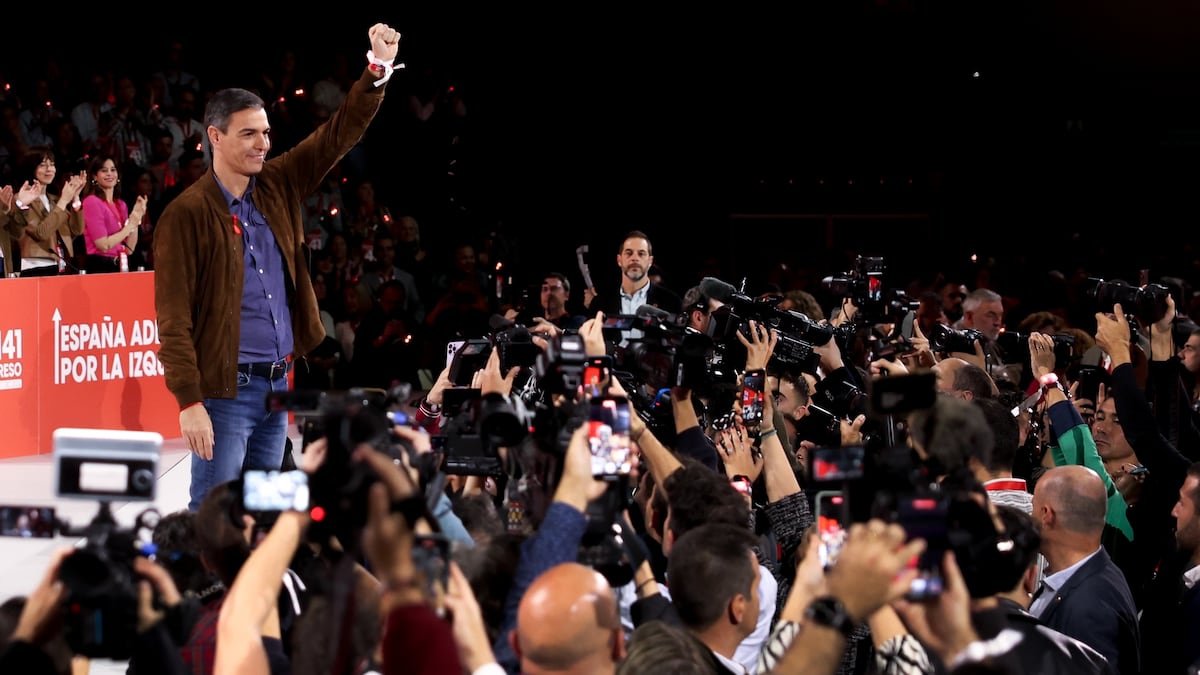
237;359;290;380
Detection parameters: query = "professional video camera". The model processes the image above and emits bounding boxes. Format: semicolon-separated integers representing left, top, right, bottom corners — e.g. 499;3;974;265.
16;428;166;661
266;384;434;547
1084;276;1170;326
821;255;915;326
700;276;828;375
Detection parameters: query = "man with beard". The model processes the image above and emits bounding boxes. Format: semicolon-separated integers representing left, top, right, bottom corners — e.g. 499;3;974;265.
1139;462;1200;674
584;230;681;346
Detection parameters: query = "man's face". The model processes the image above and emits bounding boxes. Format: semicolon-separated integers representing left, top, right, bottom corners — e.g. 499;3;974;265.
1173;476;1200;553
376;238;396;267
617;237;652;284
916;298;946;336
965;300;1004;341
1092;397;1135;463
541;277;567;314
1179;335;1200;375
768;373;811;422
211;107;270;177
942;284;967;315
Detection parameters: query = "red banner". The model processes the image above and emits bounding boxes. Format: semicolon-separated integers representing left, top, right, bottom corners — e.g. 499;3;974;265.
0;272;178;458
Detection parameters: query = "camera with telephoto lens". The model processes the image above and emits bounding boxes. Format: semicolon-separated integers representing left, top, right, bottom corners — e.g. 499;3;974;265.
1084;277;1170;326
928;324;985;354
995;331;1075;369
51;428;164;660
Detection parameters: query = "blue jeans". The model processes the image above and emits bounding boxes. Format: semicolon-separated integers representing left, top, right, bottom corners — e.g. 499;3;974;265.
188;370;290;511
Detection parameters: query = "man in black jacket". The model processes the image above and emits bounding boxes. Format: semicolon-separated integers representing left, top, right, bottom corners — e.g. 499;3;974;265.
583;230;681;346
1030;464;1140;674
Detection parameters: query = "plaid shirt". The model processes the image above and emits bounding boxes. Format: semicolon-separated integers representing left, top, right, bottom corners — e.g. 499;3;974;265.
180;595;224;675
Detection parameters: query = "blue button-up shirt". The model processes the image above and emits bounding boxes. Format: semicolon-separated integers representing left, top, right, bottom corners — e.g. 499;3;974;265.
217;176;293;363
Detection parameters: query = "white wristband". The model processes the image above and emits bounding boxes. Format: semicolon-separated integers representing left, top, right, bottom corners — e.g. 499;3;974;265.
366;50;403;88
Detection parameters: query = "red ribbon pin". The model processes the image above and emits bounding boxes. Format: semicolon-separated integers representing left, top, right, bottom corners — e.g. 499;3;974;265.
232;215;242;235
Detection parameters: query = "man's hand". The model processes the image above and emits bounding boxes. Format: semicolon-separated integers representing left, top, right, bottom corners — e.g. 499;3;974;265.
578;311;607;357
356;446;421;592
736;320;778;371
0;185;12;213
717;425;762;484
135;556;182;634
426;364;454;407
13;548;72;645
825;519;924;623
1027;331;1057;378
367;23;402;63
1095;303;1132;367
443;561;497;673
181;404;215;460
473;346;518;397
529;317;562;340
555;424;610;511
891;550;980;664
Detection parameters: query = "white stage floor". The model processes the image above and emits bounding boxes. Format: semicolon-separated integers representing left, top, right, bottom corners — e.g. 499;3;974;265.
0;430;301;673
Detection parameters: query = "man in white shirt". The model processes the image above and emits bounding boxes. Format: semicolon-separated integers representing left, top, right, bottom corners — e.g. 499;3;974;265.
668;523;763;674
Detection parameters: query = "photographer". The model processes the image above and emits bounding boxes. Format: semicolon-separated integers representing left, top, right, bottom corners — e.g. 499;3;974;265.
490;419;613;674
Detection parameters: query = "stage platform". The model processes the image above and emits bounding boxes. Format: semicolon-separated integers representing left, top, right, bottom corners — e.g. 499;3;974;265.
0;429;302;673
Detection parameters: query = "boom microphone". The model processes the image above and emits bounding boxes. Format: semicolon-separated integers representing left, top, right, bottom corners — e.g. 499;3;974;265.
699;277;739;304
635;304;675;323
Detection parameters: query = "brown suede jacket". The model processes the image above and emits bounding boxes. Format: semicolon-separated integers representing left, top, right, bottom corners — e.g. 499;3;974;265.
154;68;386;407
18;192;84;265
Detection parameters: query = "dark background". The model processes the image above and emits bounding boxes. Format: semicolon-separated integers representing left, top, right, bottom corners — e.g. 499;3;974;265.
6;2;1200;298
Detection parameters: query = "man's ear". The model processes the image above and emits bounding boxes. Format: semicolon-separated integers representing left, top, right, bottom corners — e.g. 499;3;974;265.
728;593;746;626
509;629;521;660
612;628;626;662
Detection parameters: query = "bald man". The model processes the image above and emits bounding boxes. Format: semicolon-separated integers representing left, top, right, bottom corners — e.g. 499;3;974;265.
1030;465;1140;674
511;562;625;675
933;357;997;400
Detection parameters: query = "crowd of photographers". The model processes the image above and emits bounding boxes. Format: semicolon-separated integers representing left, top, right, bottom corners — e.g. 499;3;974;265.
6;232;1200;674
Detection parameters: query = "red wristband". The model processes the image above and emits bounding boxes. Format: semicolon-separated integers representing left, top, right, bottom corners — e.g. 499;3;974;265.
181;401;203;412
368;63;385;73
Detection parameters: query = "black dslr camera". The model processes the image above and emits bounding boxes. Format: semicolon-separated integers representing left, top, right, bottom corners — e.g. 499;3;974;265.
928;324;984;354
1085;276;1170;326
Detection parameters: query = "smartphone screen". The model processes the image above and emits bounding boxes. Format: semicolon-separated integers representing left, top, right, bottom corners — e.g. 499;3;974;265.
602;316;636;331
584;356;612;396
741;370;765;426
1074;365;1107;404
413;533;451;618
814;491;847;569
588;396;632;479
0;506;57;538
897;495;949;601
810;445;866;482
242;470;310;512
